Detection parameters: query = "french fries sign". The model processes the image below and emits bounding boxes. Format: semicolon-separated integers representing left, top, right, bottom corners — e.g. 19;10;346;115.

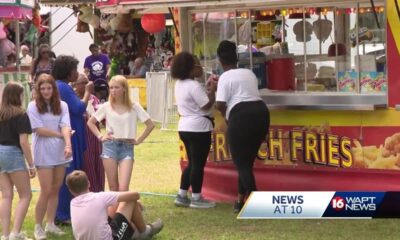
206;128;354;167
256;129;353;168
179;125;400;170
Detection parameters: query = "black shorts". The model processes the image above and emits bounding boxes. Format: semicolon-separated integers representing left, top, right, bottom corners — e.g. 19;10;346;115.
108;213;135;240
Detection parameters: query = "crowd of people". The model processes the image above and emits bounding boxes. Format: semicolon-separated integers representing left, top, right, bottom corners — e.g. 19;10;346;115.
0;40;269;240
0;47;161;240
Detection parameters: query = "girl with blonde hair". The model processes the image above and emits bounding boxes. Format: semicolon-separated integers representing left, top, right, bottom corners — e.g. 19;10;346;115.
87;75;154;192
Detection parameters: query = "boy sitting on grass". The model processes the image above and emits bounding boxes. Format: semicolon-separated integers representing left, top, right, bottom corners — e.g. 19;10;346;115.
66;170;163;240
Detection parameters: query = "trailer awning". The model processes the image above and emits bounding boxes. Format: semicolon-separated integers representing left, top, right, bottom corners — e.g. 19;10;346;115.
96;0;298;13
97;0;376;12
39;0;95;6
98;0;270;9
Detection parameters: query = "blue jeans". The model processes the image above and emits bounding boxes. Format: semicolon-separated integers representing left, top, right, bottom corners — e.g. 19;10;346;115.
101;140;134;161
0;145;27;173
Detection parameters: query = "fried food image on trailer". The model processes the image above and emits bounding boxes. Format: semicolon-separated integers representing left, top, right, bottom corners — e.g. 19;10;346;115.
352;133;400;170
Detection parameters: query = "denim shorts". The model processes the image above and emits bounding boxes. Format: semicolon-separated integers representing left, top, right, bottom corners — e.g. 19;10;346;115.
101;140;134;161
0;145;27;173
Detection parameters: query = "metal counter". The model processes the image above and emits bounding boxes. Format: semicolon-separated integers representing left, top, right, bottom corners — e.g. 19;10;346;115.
259;90;387;110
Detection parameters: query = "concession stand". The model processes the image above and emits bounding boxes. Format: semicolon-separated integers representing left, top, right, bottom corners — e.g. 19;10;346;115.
100;0;400;202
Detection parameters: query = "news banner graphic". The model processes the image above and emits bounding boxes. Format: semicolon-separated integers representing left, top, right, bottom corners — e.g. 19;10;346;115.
237;192;400;219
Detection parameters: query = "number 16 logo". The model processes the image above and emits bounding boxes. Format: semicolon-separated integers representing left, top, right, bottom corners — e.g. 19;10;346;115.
331;196;346;211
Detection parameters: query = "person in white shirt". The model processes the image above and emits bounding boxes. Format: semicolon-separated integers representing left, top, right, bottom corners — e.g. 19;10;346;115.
215;40;270;213
87;75;154;195
171;52;217;209
129;57;147;78
67;170;163;240
20;45;32;66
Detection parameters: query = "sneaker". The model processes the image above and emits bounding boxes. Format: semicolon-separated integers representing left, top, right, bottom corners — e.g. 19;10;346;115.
45;224;65;236
34;225;46;240
9;232;32;240
135;219;163;239
54;219;71;227
148;219;163;237
174;194;190;207
1;236;9;240
233;200;244;213
189;197;216;209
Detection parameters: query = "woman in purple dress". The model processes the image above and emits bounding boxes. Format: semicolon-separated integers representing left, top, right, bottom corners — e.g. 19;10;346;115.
73;73;105;192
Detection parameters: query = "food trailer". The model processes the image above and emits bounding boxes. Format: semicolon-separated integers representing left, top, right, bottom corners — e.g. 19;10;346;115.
99;0;400;202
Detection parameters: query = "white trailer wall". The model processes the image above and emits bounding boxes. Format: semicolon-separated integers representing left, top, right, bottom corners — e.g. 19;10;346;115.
50;7;92;71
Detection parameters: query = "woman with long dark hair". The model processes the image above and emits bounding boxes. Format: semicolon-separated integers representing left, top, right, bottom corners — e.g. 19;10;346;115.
215;40;269;213
0;82;35;240
27;74;72;239
29;44;54;83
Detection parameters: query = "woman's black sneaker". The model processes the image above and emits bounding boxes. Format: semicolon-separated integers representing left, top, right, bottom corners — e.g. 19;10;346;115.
54;218;71;226
233;201;244;213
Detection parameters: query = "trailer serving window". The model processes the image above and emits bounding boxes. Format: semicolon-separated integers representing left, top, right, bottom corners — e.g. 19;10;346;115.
187;0;387;110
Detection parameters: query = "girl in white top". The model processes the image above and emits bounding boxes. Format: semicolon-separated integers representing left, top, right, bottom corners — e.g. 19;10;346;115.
172;52;217;209
87;75;154;193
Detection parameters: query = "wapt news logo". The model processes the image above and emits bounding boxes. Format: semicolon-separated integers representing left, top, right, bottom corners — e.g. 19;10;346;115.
237;192;400;219
323;192;385;218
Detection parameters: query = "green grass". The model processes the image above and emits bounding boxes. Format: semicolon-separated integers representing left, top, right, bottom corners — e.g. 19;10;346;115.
4;123;400;239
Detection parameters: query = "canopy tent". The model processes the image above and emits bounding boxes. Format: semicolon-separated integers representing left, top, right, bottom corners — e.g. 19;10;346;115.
0;0;34;19
0;0;35;70
0;6;32;19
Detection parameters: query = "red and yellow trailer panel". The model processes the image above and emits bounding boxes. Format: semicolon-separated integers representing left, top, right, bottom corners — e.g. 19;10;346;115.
180;1;400;201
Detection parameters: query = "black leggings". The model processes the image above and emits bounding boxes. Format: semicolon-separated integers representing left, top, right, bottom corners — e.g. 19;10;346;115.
228;101;269;196
179;131;212;193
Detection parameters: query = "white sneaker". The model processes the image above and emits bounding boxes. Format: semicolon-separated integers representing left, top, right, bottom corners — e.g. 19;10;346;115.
34;225;46;240
9;232;32;240
1;235;9;240
44;224;65;236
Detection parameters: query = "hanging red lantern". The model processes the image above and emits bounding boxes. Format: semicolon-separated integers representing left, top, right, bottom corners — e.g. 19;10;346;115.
141;14;165;34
